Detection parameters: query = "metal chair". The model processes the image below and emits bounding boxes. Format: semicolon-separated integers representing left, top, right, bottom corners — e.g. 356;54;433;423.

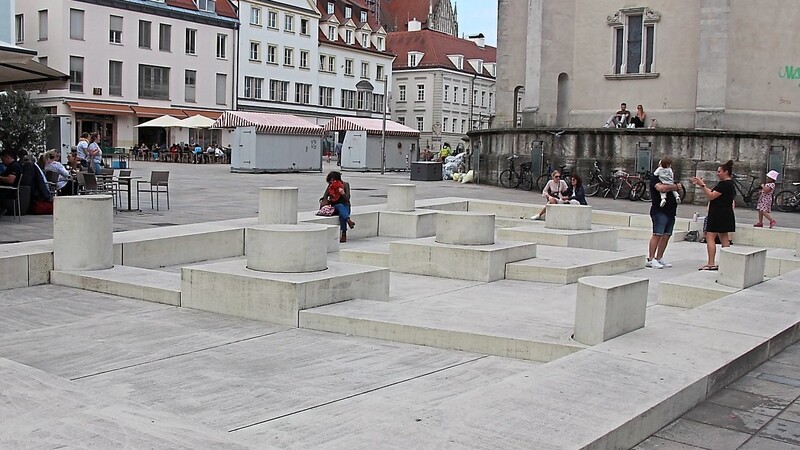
0;173;23;221
136;171;170;210
115;169;132;208
45;170;60;196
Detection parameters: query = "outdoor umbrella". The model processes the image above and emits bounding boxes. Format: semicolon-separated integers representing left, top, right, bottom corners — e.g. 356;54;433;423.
179;115;216;129
134;115;185;128
0;40;69;91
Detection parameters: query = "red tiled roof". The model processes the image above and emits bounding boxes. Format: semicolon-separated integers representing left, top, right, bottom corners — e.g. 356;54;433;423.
165;0;238;20
387;29;496;76
382;0;436;32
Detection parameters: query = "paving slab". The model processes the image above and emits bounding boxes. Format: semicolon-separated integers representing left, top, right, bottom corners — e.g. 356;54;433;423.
759;418;800;446
740;436;800;449
51;265;182;305
654;418;751;449
0;358;252;449
706;387;793;417
633;436;706;449
682;401;772;433
505;245;644;284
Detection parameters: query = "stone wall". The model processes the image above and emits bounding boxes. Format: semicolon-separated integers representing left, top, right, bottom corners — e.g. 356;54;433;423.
470;127;800;204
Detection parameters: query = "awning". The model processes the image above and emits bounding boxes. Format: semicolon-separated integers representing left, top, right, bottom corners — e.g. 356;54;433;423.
324;116;421;138
66;101;134;115
0;40;69;91
134;115;185;128
131;106;188;118
182;109;223;120
212;111;322;136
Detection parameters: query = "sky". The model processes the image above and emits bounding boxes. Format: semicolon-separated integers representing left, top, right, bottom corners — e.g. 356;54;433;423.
454;0;498;46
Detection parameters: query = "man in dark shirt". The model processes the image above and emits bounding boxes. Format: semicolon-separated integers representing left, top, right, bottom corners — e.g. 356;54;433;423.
646;170;683;269
0;150;23;215
605;102;630;128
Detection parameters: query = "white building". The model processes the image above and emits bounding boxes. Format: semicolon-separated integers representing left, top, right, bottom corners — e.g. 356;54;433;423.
388;22;496;151
14;0;239;149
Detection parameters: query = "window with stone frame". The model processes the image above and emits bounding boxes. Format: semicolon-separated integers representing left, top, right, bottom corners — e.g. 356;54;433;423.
607;7;659;76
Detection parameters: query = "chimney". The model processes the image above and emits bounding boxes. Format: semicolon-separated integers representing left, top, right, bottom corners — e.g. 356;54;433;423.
408;18;422;32
468;33;485;48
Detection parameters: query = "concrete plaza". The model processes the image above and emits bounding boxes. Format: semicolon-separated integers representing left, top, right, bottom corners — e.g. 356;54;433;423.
1;160;800;449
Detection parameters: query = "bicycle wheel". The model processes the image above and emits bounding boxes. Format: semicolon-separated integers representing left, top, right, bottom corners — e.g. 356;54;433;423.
676;184;686;202
629;181;647;201
499;170;519;189
535;173;550;191
775;190;799;212
520;172;534;191
585;176;601;197
640;183;651;201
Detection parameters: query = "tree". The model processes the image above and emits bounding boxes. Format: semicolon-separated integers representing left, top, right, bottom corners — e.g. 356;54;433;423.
0;90;49;156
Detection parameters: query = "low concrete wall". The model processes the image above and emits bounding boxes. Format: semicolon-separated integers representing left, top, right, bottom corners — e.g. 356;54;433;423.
471;127;800;204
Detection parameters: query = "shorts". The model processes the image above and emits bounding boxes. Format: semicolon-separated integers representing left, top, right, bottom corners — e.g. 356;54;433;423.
651;212;675;236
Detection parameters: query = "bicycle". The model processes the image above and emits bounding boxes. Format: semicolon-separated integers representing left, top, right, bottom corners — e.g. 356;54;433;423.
585;160;612;197
774;182;800;212
535;160;571;192
731;173;761;208
498;154;534;191
610;170;642;200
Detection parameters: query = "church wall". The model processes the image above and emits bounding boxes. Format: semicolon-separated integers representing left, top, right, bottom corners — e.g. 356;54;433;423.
495;0;529;128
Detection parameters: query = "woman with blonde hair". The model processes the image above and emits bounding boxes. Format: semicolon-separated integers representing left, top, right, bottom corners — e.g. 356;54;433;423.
631;105;648;128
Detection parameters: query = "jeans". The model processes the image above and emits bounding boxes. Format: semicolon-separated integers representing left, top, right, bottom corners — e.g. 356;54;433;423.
333;203;351;231
92;161;103;175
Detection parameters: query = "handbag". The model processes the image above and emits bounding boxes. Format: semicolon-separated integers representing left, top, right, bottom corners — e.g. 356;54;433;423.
316;205;335;216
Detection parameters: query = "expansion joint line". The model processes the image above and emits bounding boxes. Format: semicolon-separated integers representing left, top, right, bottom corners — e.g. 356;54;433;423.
228;354;491;433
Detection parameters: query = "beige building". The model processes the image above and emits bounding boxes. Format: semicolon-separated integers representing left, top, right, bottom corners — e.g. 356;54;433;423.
496;0;800;133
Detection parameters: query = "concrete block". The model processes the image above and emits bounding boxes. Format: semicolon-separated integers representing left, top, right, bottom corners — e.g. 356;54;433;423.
574;276;648;345
258;187;298;224
629;215;692;232
53;195;113;271
117;228;245;269
617;227;689;241
27;252;53;286
467;199;535;219
591;210;632;227
436;212;495;245
246;224;329;273
0;255;30;290
734;227;799;249
717;247;767;289
506;248;643;284
497;226;618;251
658;272;739;308
390;237;537;282
0;240;54;290
302;211;379;240
181;260;389;326
387;184;416;212
51;266;181;306
339;248;390;267
545;204;592;230
417;198;468;211
378;210;437;238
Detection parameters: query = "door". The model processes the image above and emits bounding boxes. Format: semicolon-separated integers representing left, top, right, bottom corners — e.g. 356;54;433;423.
343;131;367;169
236;127;256;170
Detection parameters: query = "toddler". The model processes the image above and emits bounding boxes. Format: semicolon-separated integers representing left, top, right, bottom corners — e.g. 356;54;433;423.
755;170;778;228
654;157;681;207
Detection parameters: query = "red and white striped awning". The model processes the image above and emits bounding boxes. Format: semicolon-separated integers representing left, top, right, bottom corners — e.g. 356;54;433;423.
324;116;421;138
212;111;323;136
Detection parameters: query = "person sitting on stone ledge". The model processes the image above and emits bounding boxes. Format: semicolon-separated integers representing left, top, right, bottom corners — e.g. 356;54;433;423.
604;102;630;128
561;173;587;205
531;170;568;220
630;104;648;128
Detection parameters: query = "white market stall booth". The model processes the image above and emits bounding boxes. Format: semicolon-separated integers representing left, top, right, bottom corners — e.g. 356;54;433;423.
212;111;324;173
324;117;420;171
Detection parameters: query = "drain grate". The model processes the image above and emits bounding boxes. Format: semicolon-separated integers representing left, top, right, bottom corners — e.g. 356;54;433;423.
369;194;388;198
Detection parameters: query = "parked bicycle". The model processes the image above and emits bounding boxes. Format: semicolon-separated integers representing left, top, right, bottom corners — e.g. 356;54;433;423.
609;170;642;200
775;182;800;212
535;160;571;191
585;160;612;197
629;170;687;202
499;154;534;191
731;173;762;208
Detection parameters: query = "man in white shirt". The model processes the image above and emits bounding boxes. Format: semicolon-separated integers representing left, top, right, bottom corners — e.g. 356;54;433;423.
76;132;90;168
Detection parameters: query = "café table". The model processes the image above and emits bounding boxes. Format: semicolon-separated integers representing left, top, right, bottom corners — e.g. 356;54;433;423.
114;176;142;211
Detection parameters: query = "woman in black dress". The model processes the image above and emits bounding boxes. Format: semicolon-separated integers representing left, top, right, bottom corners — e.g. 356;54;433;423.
691;160;736;270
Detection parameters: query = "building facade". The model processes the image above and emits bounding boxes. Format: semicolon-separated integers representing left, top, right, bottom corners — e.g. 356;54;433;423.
389;23;495;151
380;0;457;36
236;0;393;125
496;0;800;133
14;0;239;149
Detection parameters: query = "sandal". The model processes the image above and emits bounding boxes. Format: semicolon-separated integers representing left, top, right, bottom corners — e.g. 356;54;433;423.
753;223;763;228
770;220;777;229
698;264;718;271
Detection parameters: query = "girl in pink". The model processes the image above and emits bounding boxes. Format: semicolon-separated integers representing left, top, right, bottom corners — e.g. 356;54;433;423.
755;170;778;228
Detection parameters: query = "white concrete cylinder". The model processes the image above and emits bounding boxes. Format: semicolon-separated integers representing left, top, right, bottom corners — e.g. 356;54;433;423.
435;212;495;245
258;187;298;225
574;276;648;346
246;224;328;273
387;184;416;212
545;204;592;230
53;195;114;271
718;247;767;289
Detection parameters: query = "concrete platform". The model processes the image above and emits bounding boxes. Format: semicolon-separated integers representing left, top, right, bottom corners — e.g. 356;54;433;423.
0;239;53;290
617;227;690;241
339;244;391;267
766;248;800;277
389;237;537;282
497;223;619;251
51;266;181;306
505;246;644;284
658;270;740;308
181;260;390;326
377;210;437;238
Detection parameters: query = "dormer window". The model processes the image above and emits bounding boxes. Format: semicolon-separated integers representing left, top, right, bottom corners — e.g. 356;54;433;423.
197;0;215;12
361;33;369;48
408;51;424;67
360;11;367;23
448;54;464;70
328;25;336;41
327;2;334;15
468;59;483;73
345;29;353;44
376;36;384;51
345;6;352;19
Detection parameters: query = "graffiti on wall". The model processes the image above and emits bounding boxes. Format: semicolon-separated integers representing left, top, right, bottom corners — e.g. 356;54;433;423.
779;66;800;84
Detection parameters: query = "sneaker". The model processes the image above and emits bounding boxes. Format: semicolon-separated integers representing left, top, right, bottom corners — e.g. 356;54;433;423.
660;198;667;207
530;214;543;221
646;259;664;269
656;259;672;268
675;197;681;204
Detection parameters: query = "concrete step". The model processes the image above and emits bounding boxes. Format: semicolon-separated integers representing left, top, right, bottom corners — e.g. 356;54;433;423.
505;246;645;284
497;224;619;251
300;298;585;362
657;270;740;308
51;266;181;306
618;227;689;241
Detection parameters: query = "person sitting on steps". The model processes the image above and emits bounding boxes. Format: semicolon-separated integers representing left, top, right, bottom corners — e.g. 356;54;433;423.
320;171;355;242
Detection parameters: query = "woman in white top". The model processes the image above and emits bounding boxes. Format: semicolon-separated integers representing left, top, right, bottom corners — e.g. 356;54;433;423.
44;150;74;195
531;171;568;220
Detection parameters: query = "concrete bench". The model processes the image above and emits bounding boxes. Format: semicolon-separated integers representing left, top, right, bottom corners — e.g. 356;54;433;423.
574;276;648;345
545;204;592;231
718;247;767;289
